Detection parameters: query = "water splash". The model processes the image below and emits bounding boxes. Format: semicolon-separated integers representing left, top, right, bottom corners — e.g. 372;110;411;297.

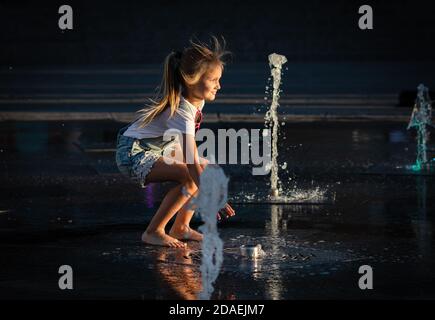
231;187;328;203
195;165;228;300
265;53;287;199
407;84;434;171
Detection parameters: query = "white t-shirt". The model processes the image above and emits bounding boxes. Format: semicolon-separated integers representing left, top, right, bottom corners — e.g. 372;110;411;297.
123;95;204;139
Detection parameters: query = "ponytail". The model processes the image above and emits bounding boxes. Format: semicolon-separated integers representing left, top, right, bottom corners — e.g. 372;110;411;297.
137;51;183;128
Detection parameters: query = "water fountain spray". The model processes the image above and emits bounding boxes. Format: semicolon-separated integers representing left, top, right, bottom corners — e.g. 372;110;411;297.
265;53;287;199
196;165;228;300
407;84;434;171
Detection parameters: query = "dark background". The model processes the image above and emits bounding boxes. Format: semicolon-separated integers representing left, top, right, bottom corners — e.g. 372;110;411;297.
1;1;435;301
1;0;435;65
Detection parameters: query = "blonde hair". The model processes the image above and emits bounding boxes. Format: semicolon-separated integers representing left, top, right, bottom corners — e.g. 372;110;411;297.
137;35;231;128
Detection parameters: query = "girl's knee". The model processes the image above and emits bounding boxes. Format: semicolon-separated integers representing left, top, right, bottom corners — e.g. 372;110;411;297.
176;165;197;190
182;175;197;192
199;157;209;167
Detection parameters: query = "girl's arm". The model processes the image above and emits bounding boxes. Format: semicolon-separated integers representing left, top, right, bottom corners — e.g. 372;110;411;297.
181;133;203;187
181;135;236;217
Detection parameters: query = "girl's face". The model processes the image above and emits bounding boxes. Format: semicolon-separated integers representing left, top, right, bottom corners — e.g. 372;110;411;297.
188;63;222;102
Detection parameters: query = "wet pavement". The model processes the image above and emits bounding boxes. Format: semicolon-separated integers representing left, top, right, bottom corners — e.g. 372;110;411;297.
0;120;434;299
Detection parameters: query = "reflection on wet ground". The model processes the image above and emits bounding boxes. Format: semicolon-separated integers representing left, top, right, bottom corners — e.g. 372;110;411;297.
0;120;434;299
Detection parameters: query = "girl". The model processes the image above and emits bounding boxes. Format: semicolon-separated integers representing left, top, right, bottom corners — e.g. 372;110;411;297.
116;36;235;248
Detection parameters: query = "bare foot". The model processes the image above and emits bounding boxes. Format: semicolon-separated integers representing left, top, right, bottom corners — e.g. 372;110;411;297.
169;224;203;242
142;230;187;248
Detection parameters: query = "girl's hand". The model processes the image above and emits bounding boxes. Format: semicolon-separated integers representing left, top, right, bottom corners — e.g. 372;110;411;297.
223;203;235;217
217;203;236;221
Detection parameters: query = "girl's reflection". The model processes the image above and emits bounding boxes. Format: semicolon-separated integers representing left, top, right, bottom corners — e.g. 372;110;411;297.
155;247;202;300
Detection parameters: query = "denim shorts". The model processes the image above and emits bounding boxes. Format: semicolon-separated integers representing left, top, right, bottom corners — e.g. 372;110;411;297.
115;125;177;188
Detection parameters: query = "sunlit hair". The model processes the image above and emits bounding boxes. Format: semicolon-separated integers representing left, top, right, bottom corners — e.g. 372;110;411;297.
136;35;231;128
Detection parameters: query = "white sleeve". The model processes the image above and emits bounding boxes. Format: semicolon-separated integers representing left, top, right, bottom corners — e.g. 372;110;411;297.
166;105;196;136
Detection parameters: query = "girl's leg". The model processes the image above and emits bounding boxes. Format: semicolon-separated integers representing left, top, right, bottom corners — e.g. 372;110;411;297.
169;189;202;241
170;158;209;241
141;157;198;248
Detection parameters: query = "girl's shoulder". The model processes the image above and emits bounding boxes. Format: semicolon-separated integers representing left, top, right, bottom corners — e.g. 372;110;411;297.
177;98;197;118
179;96;204;115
